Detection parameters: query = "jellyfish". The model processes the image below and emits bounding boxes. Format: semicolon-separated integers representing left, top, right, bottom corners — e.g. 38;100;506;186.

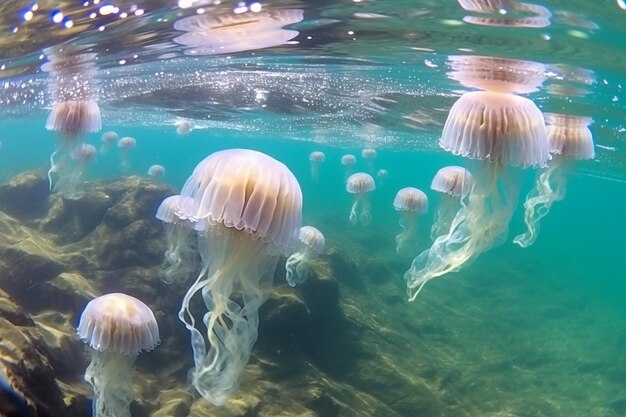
176;120;192;136
456;0;551;28
175;149;302;405
156;195;197;284
430;166;473;240
361;148;377;173
117;137;136;172
377;169;389;187
100;131;118;155
405;90;549;300
77;293;160;417
514;114;594;248
148;164;166;178
340;154;357;180
61;143;97;199
285;226;325;287
393;187;428;253
309;151;325;180
346;172;376;226
42;48;101;198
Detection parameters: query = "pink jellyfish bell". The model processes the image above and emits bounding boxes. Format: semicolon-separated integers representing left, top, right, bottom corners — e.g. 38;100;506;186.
346;172;376;226
429;166;473;239
285;226;325;287
393;187;428;253
309;151;325;180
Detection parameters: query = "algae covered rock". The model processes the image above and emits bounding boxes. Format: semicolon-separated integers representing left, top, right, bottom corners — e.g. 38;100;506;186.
0;170;48;220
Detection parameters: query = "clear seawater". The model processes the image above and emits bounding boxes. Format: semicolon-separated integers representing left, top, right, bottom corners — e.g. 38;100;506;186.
0;0;625;416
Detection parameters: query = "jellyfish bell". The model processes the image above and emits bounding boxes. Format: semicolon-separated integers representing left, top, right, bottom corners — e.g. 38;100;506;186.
457;0;552;28
156;195;197;284
393;187;428;253
346;172;376;226
173;9;304;55
100;131;118;155
514;113;594;248
285;226;325;287
447;55;546;94
309;151;326;180
340;154;357;179
148;164;166;178
376;169;389;186
361;148;377;172
176;120;192;135
430;166;473;239
405;90;549;300
77;293;159;417
176;149;302;405
117;137;136;172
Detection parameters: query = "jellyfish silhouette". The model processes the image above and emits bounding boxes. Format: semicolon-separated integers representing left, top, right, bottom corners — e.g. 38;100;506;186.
148;164;166;178
346;173;376;226
393;187;428;253
176;119;192;135
175;149;302;405
100;131;118;155
77;293;160;417
377;169;389;187
117;137;136;172
514;114;594;247
43;48;101;198
405;90;549;300
309;151;325;180
430;166;473;240
341;154;357;180
156;195;197;284
361;148;377;173
285;226;325;287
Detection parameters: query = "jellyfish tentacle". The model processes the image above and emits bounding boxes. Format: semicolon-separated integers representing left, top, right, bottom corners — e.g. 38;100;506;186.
349;200;359;225
285;252;305;287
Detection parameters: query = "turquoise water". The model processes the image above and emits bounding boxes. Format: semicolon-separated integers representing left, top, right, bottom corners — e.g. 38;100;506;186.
1;1;626;416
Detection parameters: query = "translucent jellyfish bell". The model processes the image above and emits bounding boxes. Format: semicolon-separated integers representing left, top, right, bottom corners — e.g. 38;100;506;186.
346;172;376;226
156;195;197;284
377;169;389;186
148;164;166;178
176;120;192;135
405;90;549;300
100;131;118;155
361;148;377;173
309;151;325;180
340;154;357;180
393;188;428;253
285;226;325;287
430;166;473;239
177;149;302;406
457;0;552;28
117;137;136;172
77;293;160;417
514;114;594;248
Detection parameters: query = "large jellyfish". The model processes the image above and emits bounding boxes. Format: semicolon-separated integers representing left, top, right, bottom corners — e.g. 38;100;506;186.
405;90;549;300
175;149;302;405
430;166;473;240
42;48;101;198
156;195;197;284
346;172;376;226
77;293;160;417
285;226;325;287
393;187;428;253
340;154;357;180
513;113;594;248
309;151;325;180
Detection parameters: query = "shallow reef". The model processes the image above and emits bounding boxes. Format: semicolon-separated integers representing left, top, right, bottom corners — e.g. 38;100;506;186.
0;171;624;417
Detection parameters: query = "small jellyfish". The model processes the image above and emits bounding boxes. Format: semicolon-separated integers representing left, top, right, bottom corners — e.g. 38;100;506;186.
156;195;197;284
117;136;136;172
377;169;389;187
346;172;376;226
514;114;594;248
176;120;192;135
405;90;549;300
309;151;325;180
176;149;302;405
340;154;357;180
77;293;160;417
64;143;97;199
148;164;166;178
394;187;428;253
361;148;377;173
285;226;325;287
430;166;473;240
99;131;118;155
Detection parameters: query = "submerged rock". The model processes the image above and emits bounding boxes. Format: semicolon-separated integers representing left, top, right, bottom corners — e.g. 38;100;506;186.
0;170;48;220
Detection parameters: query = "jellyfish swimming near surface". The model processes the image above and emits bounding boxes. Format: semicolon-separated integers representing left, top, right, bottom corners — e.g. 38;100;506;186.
405;90;549;300
393;187;428;253
430;166;473;240
100;131;118;155
77;293;160;417
148;164;166;178
285;226;325;287
513;113;594;248
377;169;389;187
361;148;377;173
117;136;136;172
175;149;302;406
341;154;357;180
309;151;325;180
176;120;192;135
42;47;101;198
156;195;197;284
346;172;376;226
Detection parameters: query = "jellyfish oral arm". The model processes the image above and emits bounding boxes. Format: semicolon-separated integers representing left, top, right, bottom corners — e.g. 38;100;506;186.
85;351;136;417
285;251;306;287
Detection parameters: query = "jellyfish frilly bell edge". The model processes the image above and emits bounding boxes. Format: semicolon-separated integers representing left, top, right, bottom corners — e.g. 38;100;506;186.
513;114;594;248
404;90;549;301
175;149;302;406
285;226;325;287
393;187;428;253
156;195;196;285
77;293;160;417
346;172;376;226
